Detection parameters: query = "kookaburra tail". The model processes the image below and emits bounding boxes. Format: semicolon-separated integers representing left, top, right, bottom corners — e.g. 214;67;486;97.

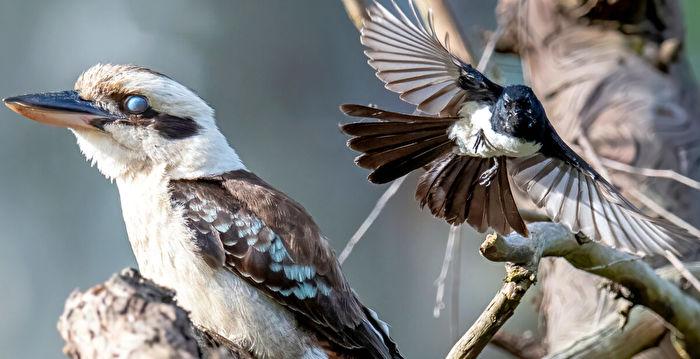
4;64;402;359
339;0;697;259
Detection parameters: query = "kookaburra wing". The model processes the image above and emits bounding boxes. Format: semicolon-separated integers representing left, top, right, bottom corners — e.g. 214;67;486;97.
4;64;402;359
339;1;696;257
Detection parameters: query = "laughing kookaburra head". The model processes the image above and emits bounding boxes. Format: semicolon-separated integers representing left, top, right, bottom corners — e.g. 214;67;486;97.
4;64;402;359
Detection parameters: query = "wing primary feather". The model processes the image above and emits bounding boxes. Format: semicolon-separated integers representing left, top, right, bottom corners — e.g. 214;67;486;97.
360;0;502;115
548;167;570;223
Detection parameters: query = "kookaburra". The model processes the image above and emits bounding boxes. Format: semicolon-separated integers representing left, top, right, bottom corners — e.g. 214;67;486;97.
4;64;402;359
339;1;696;259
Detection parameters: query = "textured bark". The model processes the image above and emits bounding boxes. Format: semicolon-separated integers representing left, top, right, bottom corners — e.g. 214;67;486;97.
57;268;254;359
445;260;536;359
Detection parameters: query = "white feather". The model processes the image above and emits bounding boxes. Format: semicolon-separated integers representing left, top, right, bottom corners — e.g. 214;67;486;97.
72;64;246;181
449;102;541;158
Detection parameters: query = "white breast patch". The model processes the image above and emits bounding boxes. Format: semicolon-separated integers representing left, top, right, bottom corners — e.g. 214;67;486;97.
116;166;325;359
448;102;541;158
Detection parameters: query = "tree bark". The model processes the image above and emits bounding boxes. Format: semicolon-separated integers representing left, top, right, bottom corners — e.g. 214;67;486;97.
57;268;254;359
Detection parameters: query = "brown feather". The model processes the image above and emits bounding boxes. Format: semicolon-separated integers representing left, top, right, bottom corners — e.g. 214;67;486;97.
368;141;453;184
340;105;457;184
340;104;458;122
356;135;449;169
341;121;453;136
170;171;402;358
466;160;490;232
448;157;484;224
416;155;526;235
348;128;446;152
416;153;454;209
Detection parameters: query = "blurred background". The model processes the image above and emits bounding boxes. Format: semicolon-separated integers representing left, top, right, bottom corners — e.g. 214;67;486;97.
0;1;698;358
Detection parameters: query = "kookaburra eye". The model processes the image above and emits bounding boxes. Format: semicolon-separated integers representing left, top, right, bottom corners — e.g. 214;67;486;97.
124;95;149;114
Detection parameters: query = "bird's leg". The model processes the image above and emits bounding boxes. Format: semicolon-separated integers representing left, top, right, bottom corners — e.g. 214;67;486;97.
472;129;485;153
478;157;499;186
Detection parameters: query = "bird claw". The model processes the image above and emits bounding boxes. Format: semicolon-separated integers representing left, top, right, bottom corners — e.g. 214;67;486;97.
479;158;499;185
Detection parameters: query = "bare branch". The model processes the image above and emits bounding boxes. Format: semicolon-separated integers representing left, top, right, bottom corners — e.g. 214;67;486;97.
434;225;462;318
601;157;700;191
542;305;670;359
413;0;475;64
450;227;462;342
543;262;700;358
491;330;546;359
338;176;407;264
627;188;700;238
576;131;612;179
445;249;537;359
476;0;518;73
444;228;557;359
341;0;369;31
483;222;700;357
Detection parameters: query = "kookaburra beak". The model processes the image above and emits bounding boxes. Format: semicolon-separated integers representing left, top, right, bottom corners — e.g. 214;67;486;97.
3;90;114;130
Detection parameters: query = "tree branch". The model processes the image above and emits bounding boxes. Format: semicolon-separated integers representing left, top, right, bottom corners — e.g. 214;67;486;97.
341;0;369;31
490;330;546;359
444;226;552;359
542;305;672;359
57;268;253;359
412;0;474;64
481;222;700;357
445;261;535;359
601;156;700;191
338;176;406;265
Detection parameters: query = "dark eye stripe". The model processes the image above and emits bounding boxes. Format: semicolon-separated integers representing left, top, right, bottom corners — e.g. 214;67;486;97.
152;114;201;139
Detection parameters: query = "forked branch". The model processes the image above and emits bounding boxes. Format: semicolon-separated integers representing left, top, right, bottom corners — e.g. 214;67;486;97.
468;222;700;358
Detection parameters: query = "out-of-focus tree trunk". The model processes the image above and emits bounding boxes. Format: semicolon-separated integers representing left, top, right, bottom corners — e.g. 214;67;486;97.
494;0;700;357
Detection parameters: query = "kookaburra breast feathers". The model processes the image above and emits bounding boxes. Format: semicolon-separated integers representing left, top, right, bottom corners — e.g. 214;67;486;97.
339;0;697;258
4;64;402;359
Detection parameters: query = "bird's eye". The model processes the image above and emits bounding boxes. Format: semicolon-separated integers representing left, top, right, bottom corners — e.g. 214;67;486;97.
124;95;149;114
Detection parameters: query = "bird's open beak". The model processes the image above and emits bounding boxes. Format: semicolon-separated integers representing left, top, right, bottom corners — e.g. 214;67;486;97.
3;90;114;130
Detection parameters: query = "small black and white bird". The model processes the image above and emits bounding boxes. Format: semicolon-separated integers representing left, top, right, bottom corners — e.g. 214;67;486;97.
339;1;696;257
4;64;402;359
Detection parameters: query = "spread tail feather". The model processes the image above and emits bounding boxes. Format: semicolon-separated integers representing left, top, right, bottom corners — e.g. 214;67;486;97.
416;154;528;236
340;104;457;184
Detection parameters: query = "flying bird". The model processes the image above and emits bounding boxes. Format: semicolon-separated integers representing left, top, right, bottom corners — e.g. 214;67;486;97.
339;1;696;257
4;64;402;359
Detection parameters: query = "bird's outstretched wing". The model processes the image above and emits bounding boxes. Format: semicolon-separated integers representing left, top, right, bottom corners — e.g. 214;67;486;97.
169;170;401;359
508;129;696;256
362;0;502;115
